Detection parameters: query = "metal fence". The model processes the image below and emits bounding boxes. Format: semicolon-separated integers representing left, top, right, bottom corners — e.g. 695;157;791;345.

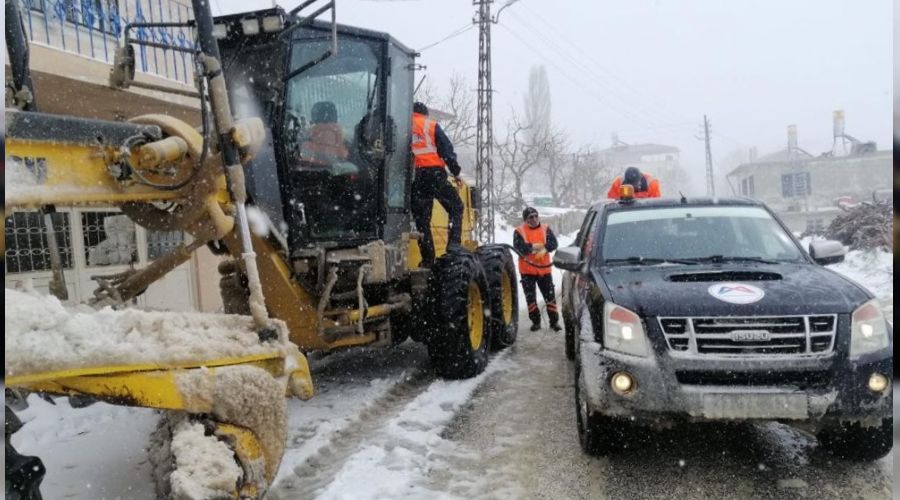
16;0;196;84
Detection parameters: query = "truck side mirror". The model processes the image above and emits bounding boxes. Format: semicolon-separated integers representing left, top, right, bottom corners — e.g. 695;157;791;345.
553;246;582;271
809;240;845;265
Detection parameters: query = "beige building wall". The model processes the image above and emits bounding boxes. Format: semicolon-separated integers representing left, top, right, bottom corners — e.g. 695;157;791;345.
6;0;226;313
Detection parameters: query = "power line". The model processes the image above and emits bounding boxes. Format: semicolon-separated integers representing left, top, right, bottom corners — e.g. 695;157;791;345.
497;22;690;135
504;9;690;132
417;23;474;52
513;1;693;128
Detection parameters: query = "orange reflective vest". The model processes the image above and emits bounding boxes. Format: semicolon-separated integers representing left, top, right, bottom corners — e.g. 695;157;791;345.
606;174;661;199
300;123;349;164
412;112;445;168
516;223;552;276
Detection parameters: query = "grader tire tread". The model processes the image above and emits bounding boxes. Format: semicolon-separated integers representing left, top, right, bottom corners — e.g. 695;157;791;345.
426;248;491;379
476;245;519;351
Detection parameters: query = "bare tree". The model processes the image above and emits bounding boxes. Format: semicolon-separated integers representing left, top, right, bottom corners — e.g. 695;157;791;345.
542;127;571;206
495;111;547;214
418;73;477;148
523;65;551;147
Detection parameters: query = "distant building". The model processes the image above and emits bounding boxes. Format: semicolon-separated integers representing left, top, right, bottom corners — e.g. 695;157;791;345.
598;136;685;194
726;113;891;234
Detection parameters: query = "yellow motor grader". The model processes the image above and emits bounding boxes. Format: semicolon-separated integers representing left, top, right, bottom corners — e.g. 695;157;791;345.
4;0;518;497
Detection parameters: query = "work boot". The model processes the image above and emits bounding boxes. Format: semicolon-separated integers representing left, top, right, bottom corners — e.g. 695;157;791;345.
550;322;562;332
530;323;541;332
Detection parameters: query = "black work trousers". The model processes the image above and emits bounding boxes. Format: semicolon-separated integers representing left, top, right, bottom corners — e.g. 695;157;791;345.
412;167;463;265
521;274;559;326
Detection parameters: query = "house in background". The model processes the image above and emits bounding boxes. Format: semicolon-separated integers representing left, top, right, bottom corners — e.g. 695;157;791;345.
726;111;891;234
598;135;686;194
4;0;225;313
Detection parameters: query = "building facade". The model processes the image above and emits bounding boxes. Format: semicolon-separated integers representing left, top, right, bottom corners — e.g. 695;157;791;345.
5;0;224;312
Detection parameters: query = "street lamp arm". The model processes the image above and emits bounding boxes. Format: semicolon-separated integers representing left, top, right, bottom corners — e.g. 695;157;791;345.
492;0;521;23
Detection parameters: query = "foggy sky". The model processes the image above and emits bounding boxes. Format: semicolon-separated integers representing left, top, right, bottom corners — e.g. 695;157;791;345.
213;0;892;180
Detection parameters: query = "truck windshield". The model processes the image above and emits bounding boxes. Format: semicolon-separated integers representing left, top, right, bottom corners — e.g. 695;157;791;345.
601;206;806;264
283;31;382;241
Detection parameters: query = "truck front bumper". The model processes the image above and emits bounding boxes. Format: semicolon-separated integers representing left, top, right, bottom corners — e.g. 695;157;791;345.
578;342;893;428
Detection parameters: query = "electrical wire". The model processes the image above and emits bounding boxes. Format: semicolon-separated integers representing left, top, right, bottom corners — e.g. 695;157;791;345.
504;9;693;133
418;23;474;52
514;1;692;128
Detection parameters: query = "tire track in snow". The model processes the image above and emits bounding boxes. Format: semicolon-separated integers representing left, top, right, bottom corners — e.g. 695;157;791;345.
270;351;513;499
267;364;438;499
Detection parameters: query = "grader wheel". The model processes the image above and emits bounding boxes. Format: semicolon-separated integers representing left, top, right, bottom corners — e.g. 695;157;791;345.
476;245;519;351
426;248;491;379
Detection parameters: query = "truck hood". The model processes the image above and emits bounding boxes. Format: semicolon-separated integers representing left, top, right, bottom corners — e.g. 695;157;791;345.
597;263;872;317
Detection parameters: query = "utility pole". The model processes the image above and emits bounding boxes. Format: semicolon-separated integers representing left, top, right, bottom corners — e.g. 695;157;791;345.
474;0;495;243
703;114;715;197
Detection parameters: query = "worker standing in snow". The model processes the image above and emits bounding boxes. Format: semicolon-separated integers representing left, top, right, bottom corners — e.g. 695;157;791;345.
607;166;661;199
411;101;464;267
513;207;561;332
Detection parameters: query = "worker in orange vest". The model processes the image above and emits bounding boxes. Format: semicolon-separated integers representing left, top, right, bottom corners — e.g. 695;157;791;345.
513;207;561;332
411;102;463;267
607;166;661;199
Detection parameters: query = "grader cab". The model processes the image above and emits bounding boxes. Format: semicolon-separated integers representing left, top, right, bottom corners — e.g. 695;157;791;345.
5;1;519;497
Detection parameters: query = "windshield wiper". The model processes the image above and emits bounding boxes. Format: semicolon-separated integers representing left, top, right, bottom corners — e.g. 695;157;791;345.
604;257;701;266
691;255;781;265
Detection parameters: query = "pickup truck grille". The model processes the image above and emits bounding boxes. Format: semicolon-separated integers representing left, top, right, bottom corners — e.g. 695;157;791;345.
658;315;837;357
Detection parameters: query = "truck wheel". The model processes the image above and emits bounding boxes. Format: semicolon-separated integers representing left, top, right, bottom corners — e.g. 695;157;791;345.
817;418;892;461
476;245;519;350
427;248;491;379
575;365;626;456
218;260;251;316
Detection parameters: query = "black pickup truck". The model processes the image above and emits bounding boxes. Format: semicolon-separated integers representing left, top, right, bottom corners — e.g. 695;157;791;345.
555;197;892;461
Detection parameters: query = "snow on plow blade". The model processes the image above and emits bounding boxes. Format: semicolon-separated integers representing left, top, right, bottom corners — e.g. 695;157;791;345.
5;288;314;498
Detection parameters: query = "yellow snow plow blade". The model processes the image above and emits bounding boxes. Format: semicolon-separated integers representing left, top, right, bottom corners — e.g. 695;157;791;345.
6;351;313;409
7;352;313;495
5;288;313;497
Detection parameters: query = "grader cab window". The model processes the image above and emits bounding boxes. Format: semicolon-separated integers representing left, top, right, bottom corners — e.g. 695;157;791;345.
284;33;384;241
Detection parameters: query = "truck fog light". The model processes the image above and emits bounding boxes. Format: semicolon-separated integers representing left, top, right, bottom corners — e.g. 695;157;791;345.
867;373;889;393
611;371;635;395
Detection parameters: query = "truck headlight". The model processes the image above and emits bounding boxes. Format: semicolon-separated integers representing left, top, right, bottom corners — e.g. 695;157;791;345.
603;302;650;357
849;299;890;359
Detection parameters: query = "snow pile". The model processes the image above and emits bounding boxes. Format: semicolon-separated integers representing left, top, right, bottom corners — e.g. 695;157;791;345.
167;417;243;500
177;365;287;485
5;155;41;195
5;288;293;377
826;248;894;324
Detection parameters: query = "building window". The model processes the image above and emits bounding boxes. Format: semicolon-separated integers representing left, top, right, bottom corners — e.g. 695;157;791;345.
147;230;185;260
82;212;137;266
67;0;120;35
4;211;74;273
740;175;756;197
781;172;811;198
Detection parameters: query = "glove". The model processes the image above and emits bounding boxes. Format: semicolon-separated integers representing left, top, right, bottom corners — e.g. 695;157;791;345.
448;163;461;177
531;242;545;252
535;249;548;258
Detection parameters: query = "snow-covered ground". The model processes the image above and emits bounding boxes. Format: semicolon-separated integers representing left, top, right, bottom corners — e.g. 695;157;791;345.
7;215;893;499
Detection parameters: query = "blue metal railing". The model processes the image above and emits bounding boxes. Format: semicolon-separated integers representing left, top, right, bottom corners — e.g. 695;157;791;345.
17;0;196;84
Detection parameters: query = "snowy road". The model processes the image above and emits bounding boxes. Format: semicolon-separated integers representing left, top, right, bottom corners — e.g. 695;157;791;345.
8;243;894;499
9;312;894;500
